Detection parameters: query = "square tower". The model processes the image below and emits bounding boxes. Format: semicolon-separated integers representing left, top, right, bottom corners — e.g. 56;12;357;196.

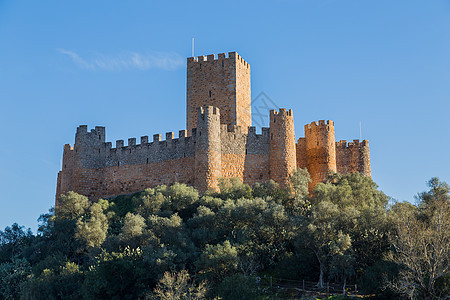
186;52;251;133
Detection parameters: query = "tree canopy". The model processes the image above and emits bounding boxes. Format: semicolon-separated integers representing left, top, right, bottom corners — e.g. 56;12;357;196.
0;172;448;299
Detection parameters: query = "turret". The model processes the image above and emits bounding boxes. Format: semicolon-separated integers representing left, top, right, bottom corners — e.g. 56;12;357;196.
335;139;371;176
305;120;337;191
73;125;106;168
269;108;297;188
194;106;222;192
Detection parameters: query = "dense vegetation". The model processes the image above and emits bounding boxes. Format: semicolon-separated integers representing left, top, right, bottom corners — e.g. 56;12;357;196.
0;171;448;299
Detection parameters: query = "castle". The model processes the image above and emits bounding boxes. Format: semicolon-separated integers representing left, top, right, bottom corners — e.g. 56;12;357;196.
56;51;371;202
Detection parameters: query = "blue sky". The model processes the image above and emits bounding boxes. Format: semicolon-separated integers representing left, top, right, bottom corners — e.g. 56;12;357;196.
0;0;449;231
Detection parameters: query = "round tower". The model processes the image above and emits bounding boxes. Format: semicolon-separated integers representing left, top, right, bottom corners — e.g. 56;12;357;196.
269;108;297;188
305;120;337;191
194;106;222;192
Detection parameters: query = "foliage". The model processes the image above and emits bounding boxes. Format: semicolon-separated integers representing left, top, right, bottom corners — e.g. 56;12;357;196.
0;258;31;299
0;175;448;299
386;178;449;300
153;270;208;300
196;240;238;280
0;223;34;263
296;172;389;288
215;274;260;300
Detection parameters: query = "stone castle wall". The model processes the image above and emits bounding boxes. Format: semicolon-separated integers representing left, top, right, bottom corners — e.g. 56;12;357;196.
56;107;276;200
56;51;371;202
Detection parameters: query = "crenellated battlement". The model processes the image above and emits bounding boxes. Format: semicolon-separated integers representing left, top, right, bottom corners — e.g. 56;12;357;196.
198;106;220;117
221;124;242;135
247;126;270;137
270;108;293;117
111;129;194;151
187;52;250;68
335;139;371;177
305;120;334;130
57;50;371;202
336;139;369;148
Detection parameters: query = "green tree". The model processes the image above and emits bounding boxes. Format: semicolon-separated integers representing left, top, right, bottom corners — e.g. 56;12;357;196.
296;173;389;288
0;258;31;299
55;191;90;220
387;178;449;300
196;240;238;281
76;199;110;249
215;274;260;300
0;223;33;263
217;178;252;200
20;261;84;300
289;168;311;215
153;270;208;300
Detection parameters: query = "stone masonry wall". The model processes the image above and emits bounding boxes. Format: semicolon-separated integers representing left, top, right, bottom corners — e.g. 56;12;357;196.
57;51;372;202
336;140;371;176
194;106;222;192
186;52;251;134
296;138;307;169
56;116;274;200
57;117;371;201
304;120;337;191
269;109;297;188
57;157;195;200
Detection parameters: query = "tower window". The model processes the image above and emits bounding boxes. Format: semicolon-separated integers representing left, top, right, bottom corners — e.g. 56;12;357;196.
222;60;224;67
209;90;212;97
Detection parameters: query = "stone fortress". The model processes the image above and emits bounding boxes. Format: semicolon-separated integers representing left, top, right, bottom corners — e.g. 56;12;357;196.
56;51;371;202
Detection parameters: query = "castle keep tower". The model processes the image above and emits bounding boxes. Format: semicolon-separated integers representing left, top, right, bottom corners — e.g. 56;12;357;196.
269;109;297;188
186;52;251;134
56;51;372;202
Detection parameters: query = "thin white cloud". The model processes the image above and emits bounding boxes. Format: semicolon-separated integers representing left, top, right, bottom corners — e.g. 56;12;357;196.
57;49;183;71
